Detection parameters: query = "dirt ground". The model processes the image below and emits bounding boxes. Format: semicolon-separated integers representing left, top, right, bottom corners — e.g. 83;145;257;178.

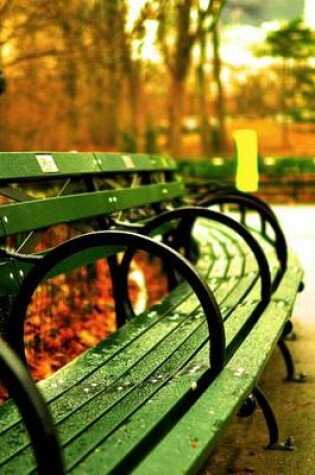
202;205;315;475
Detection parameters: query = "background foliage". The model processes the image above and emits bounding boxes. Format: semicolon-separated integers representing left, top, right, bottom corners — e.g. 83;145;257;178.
0;0;314;157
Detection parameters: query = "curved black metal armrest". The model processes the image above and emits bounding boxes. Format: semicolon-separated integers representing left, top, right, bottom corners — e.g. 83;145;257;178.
184;184;281;232
199;187;279;222
197;193;287;287
128;206;272;304
8;230;225;377
198;188;279;227
0;337;63;474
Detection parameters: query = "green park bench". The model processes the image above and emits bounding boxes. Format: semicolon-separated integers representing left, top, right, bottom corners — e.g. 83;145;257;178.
0;151;304;474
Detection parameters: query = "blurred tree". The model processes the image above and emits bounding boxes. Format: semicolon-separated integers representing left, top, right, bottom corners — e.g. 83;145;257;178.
0;69;6;95
0;0;69;149
157;0;225;158
0;65;6;151
289;65;315;122
0;0;14;91
258;18;315;146
196;7;210;155
83;0;126;147
196;0;226;155
0;0;63;69
211;20;226;152
44;0;85;144
0;0;151;150
156;0;194;157
82;0;149;149
232;71;278;116
0;0;235;154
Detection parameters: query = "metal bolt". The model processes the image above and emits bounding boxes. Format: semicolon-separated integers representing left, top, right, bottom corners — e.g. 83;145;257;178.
9;272;14;280
3;216;8;223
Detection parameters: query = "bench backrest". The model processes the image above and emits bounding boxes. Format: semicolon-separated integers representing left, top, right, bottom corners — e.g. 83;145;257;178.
0;152;184;297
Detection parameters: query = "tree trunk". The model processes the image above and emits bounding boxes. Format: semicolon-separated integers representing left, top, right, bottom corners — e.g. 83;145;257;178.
64;57;78;146
125;62;141;151
280;58;290;148
0;94;6;151
168;77;185;158
88;68;120;149
196;27;211;156
103;76;120;148
0;61;6;151
212;23;226;153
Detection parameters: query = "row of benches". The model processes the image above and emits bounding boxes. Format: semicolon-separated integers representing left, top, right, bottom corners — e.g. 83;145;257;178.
0;152;304;474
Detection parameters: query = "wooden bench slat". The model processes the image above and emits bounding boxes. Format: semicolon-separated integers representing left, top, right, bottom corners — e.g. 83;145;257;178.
0;182;184;238
132;258;303;475
0;153;177;182
95;153;177;173
0;152;94;181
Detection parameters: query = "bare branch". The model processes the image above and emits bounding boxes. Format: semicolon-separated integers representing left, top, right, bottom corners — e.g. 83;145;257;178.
4;49;65;69
0;0;15;17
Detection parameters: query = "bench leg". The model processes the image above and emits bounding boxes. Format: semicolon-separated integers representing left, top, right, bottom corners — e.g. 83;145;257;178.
252;386;294;451
282;320;297;341
277;338;307;383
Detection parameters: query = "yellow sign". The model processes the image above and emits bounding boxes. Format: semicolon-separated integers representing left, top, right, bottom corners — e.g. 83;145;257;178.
233;129;259;192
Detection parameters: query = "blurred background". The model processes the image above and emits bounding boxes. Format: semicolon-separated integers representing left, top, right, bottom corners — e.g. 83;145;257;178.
0;0;314;160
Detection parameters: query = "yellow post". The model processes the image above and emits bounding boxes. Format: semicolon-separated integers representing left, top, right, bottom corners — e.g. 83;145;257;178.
233;129;259;192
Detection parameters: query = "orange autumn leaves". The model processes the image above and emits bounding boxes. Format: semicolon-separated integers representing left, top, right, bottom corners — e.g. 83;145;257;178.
24;260;116;380
0;245;168;404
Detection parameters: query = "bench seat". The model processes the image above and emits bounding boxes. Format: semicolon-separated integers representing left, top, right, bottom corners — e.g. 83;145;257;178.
0;213;302;474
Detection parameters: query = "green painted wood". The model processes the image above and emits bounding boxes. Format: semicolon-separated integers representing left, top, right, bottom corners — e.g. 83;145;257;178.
95;153;177;172
0;152;97;180
0;152;177;181
0;182;184;237
65;267;290;474
133;258;303;475
0;261;22;297
0;222;271;474
0;249;303;474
